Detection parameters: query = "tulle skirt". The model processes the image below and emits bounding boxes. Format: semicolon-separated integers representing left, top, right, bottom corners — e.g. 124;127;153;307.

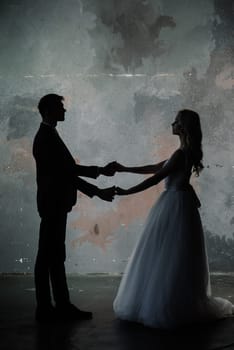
113;189;233;329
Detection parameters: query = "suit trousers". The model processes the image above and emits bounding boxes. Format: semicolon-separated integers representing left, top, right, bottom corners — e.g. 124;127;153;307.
34;211;70;307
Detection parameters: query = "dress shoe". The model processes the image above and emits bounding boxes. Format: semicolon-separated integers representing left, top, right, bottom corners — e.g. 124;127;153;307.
55;303;93;321
35;305;56;323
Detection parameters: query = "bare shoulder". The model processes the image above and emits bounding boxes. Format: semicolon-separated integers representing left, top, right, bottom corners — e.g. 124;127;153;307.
170;148;185;161
165;149;185;169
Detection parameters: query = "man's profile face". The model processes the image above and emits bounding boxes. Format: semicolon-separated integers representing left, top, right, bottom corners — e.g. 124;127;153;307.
53;100;66;122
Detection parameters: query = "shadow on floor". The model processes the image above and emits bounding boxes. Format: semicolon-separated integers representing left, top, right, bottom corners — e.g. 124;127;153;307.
1;274;234;350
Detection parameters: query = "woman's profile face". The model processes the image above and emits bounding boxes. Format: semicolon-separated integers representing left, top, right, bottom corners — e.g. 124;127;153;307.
171;114;182;135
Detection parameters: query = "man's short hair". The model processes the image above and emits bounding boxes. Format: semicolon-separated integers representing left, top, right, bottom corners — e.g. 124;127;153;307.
38;94;64;118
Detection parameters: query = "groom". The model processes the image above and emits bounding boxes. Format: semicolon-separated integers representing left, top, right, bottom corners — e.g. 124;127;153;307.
33;93;116;322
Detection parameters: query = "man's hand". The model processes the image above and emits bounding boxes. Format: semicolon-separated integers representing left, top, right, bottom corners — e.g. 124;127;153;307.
100;161;126;176
97;186;116;202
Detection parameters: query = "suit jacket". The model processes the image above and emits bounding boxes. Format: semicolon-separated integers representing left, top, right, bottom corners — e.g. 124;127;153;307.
33;123;99;217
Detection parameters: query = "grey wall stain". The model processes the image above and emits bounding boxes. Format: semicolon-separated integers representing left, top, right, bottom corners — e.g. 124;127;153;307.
0;0;233;273
205;229;234;272
6;96;38;140
88;0;176;71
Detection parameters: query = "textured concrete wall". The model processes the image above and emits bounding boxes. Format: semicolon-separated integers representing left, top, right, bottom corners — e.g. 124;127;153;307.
0;0;233;273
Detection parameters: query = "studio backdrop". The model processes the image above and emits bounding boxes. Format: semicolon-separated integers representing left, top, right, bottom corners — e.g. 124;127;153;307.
0;0;233;273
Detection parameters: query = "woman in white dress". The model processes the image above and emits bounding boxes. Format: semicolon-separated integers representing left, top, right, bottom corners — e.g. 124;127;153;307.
113;109;233;329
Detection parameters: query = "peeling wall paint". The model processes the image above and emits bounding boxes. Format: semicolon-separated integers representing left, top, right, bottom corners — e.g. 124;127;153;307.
0;0;233;273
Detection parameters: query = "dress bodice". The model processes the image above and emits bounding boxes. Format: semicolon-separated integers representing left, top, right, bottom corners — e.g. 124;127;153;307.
164;150;192;191
163;149;201;208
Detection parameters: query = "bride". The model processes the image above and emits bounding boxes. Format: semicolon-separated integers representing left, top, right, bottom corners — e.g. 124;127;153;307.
113;109;233;329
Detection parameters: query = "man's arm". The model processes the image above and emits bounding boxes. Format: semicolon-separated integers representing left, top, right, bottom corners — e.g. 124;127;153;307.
76;165;100;179
76;177;115;201
76;162;117;178
76;176;99;197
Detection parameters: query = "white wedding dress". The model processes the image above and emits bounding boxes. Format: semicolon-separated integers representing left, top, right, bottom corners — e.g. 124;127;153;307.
113;150;233;329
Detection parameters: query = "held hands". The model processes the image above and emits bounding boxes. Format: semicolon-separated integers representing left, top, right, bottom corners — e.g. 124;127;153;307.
97;186;127;201
96;162;128;201
114;186;127;195
100;161;126;177
97;186;116;202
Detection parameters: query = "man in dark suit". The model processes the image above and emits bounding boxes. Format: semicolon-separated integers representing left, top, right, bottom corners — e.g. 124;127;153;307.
33;93;115;322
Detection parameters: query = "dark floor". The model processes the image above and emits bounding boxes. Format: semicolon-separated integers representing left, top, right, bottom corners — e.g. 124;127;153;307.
1;274;234;350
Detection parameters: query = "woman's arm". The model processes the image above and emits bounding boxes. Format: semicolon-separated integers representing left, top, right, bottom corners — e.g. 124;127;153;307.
116;160;167;174
116;150;183;195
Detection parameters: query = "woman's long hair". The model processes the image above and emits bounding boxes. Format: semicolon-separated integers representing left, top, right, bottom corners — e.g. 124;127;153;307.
178;109;204;176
